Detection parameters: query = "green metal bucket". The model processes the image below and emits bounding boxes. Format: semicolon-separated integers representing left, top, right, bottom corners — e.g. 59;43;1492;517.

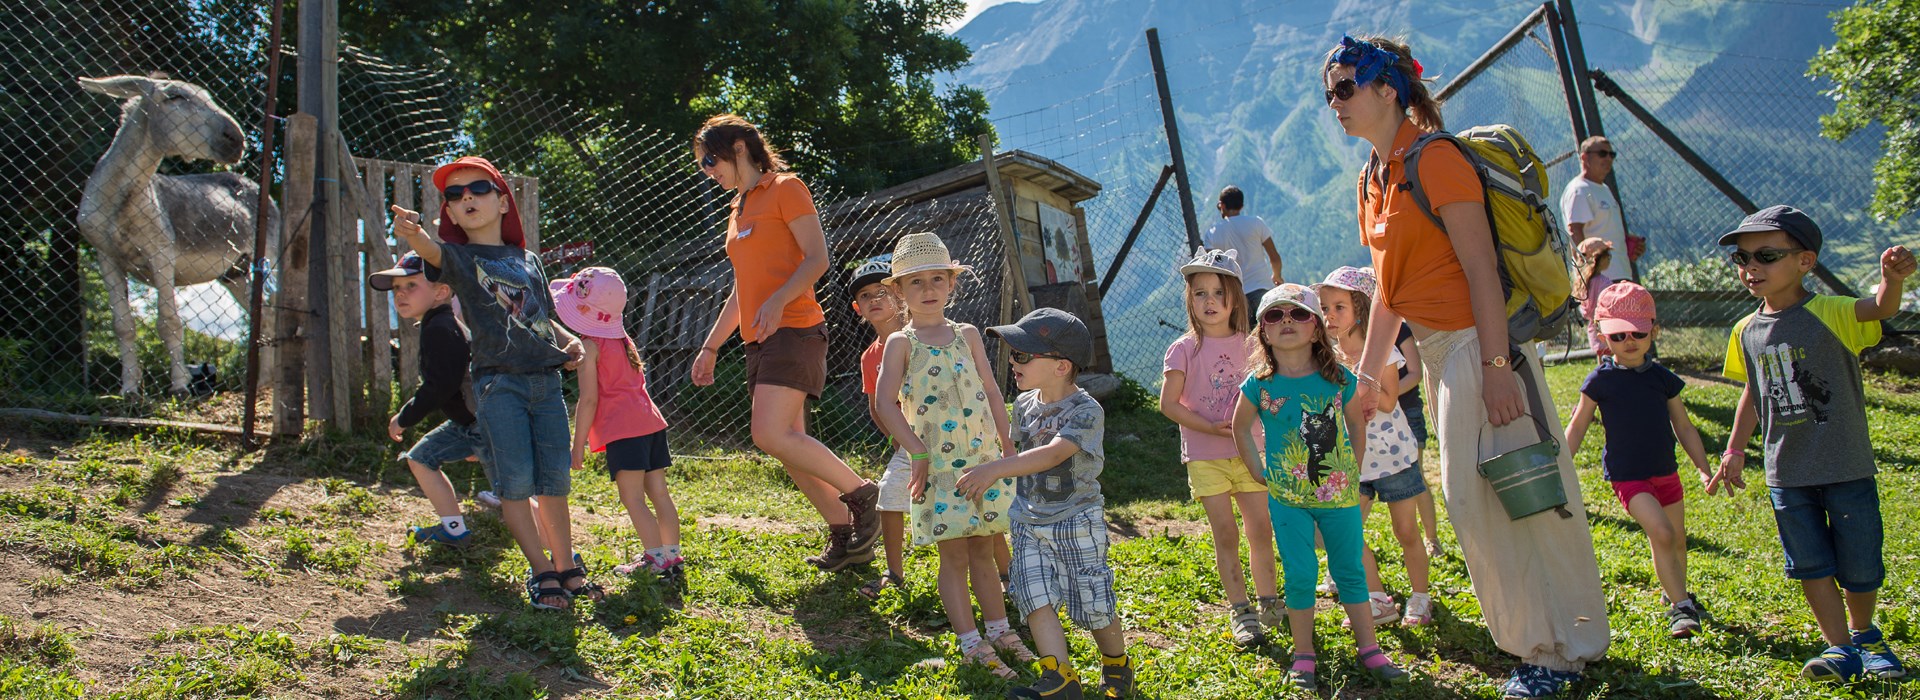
1477;436;1572;520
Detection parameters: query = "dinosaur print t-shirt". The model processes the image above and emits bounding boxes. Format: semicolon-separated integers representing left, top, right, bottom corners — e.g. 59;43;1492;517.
428;243;570;375
1723;294;1879;488
1241;368;1359;509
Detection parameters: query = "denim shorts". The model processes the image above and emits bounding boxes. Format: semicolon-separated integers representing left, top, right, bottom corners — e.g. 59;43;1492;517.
403;420;485;469
473;370;572;501
1769;476;1884;592
1359;463;1428;504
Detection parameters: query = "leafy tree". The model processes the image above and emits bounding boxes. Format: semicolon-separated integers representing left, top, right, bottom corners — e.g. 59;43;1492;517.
339;0;992;194
1809;0;1920;222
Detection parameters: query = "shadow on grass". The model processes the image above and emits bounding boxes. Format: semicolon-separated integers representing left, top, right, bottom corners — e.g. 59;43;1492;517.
1585;510;1739;558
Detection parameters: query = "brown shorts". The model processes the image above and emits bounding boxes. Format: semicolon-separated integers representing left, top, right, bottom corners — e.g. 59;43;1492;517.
744;324;828;399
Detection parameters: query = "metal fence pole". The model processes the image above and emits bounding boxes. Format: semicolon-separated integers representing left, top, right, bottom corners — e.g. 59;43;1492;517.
1100;164;1174;296
242;0;290;448
1146;28;1200;250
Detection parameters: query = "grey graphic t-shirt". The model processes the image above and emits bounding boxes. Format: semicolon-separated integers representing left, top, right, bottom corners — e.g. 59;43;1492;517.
1009;388;1106;525
1724;294;1881;488
427;243;570;375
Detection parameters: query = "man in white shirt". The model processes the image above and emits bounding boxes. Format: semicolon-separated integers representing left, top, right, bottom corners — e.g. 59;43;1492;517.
1560;136;1629;256
1202;186;1284;312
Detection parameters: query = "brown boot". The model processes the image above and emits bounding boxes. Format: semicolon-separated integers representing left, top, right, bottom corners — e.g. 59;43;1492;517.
840;481;881;555
805;524;872;573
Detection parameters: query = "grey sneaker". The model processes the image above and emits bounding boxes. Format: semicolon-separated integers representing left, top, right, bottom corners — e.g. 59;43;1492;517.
805;524;872;573
1666;601;1702;639
1229;602;1265;648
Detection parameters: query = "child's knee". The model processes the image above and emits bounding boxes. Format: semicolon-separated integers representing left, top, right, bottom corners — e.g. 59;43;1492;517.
1391;513;1421;543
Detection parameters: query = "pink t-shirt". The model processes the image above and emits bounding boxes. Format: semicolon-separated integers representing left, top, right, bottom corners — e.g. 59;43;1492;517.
587;336;668;451
1163;333;1253;462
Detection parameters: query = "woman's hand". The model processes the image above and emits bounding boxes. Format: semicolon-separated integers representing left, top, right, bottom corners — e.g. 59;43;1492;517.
750;302;783;341
1351;383;1379;424
387;415;404;443
690;347;717;386
1481;364;1525;426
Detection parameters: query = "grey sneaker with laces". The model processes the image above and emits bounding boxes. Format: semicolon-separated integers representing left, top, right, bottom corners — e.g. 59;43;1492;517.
1229;602;1264;648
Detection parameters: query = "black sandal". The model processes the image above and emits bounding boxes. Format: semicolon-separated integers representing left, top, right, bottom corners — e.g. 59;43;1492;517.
557;566;605;603
858;572;903;600
527;571;571;610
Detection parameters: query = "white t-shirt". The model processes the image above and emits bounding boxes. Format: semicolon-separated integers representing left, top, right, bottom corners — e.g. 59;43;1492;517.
1560;177;1627;254
1359;347;1419;483
1202;215;1277;291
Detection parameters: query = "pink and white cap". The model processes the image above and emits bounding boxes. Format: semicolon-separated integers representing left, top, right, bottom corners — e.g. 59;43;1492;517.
1313;265;1377;300
1593;281;1655;335
549;266;629;339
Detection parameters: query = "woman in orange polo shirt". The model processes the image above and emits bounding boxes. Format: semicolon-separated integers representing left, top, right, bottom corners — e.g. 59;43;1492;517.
1324;36;1608;698
690;114;881;572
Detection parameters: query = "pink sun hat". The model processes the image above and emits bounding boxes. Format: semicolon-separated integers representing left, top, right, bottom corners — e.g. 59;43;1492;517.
549;266;629;339
1593;281;1656;335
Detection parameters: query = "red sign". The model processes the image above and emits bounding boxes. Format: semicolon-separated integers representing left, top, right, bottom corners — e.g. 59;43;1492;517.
540;241;594;266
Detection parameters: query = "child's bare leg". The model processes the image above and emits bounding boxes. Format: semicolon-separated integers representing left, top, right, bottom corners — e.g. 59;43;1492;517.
614;470;663;550
1846;590;1878;633
1803;577;1852;646
1626;493;1686;605
1235;491;1278;598
538;495;576;568
935;538;980;636
1200;493;1250;604
501;499;556;574
751;386;862;523
968;536;1010;621
1288;607;1316;656
1026;604;1070;660
1415;489;1440;546
994;533;1012;579
1388;499;1430;594
1345;599;1381;649
1358;496;1385;593
882;512;905;576
1664;500;1687;599
407;460;462;518
1090;621;1126;658
643;470;681;548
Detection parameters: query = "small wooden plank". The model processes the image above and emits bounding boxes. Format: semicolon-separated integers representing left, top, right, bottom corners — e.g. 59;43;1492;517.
359;158;394;417
273;114;316;436
0;408;263;438
392;164;420;392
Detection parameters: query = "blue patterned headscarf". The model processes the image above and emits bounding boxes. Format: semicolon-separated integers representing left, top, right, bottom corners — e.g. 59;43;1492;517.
1327;35;1422;108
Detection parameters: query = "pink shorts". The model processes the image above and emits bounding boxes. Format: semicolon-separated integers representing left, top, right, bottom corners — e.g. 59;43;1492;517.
1612;472;1683;509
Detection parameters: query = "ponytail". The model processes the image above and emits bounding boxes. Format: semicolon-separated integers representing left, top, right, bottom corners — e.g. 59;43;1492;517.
624;337;645;372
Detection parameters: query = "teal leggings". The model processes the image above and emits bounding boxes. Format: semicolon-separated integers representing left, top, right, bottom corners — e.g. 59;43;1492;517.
1269;501;1369;610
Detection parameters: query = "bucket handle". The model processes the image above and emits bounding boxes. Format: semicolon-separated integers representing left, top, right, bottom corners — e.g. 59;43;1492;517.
1475;346;1574;519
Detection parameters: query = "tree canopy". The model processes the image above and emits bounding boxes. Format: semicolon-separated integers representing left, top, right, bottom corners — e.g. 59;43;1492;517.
1809;0;1920;222
340;0;993;194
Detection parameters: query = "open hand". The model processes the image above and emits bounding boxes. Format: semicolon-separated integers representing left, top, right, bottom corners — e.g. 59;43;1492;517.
750;303;783;341
955;464;998;502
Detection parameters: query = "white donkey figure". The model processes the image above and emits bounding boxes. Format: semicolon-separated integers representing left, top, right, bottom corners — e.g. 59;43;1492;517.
77;74;280;396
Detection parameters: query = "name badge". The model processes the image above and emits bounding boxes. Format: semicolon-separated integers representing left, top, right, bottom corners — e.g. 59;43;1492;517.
1373;222;1388;234
736;227;754;240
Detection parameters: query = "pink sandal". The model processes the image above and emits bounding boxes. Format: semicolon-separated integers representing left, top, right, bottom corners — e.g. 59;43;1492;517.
962;642;1017;679
992;632;1038;663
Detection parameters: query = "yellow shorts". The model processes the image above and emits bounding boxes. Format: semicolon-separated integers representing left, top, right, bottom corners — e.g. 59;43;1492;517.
1187;457;1265;499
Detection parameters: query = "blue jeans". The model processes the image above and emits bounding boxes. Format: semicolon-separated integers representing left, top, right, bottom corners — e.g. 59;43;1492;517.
473;371;572;501
1769;477;1884;592
1271;501;1367;610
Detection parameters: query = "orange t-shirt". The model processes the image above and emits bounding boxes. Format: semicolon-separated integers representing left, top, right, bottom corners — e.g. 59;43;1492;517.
860;338;883;395
1355;121;1484;332
725;172;828;343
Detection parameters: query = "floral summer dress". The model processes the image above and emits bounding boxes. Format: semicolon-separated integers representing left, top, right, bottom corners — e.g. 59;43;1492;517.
901;321;1013;545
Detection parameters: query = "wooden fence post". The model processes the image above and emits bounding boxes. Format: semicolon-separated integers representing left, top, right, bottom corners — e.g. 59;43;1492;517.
978;135;1027;387
273;114;316;436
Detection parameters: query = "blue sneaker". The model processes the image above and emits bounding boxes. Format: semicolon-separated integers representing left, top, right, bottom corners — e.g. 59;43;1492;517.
1853;627;1906;679
1803;645;1865;682
408;523;471;548
1501;664;1579;698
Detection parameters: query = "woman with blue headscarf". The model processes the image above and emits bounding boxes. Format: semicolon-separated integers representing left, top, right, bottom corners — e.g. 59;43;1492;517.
1325;34;1610;698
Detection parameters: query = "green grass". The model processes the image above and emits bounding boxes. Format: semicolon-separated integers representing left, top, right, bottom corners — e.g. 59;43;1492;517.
3;363;1920;697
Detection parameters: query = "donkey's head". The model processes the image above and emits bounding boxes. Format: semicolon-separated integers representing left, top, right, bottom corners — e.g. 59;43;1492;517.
79;74;246;164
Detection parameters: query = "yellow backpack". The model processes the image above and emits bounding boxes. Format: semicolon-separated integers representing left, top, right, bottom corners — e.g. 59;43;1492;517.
1390;125;1575;343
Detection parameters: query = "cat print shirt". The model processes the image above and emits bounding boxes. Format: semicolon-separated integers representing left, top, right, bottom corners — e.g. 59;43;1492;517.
428;243;570;375
1240;367;1359;509
1724;294;1879;488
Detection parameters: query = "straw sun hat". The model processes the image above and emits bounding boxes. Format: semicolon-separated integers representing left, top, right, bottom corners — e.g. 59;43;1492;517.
885;232;973;283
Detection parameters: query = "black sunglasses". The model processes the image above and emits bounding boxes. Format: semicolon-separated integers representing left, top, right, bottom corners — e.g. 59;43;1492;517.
442;179;498;200
1586;149;1617;158
701;153;719;169
1261;307;1317;325
1010;350;1066;365
1324;78;1360;105
1606;331;1649;342
1729;247;1806;267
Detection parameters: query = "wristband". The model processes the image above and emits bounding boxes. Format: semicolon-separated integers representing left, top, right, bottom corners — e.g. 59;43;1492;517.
909;452;930;461
1721;448;1743;459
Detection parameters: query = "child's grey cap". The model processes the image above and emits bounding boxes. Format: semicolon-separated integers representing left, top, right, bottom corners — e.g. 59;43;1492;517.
986;307;1093;370
1718;204;1823;253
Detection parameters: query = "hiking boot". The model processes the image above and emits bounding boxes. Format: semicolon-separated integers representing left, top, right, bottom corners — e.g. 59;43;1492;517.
1501;664;1578;698
1096;654;1133;699
841;481;882;555
1803;644;1865;683
1229;602;1264;648
806;524;872;573
408;523;471;549
1665;600;1702;639
1853;626;1906;679
1008;655;1082;699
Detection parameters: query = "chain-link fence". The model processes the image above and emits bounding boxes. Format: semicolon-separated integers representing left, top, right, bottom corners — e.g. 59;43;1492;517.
1436;6;1918;365
2;0;279;416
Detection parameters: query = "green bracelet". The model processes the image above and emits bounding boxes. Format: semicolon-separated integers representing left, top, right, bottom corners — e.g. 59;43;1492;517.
909;452;930;461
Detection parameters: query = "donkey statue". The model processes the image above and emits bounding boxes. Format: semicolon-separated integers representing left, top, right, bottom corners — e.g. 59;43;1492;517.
77;74;280;396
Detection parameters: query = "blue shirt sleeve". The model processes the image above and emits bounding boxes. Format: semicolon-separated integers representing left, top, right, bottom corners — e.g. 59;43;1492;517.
1655;362;1686;400
1579;367;1605;402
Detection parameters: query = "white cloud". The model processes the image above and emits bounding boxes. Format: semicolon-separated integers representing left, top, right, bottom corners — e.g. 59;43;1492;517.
947;0;1044;32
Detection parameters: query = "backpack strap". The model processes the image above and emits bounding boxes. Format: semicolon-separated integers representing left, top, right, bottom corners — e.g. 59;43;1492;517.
1399;131;1476;233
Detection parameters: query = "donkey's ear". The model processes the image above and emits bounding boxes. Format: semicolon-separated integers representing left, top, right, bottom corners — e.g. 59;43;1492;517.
78;75;156;99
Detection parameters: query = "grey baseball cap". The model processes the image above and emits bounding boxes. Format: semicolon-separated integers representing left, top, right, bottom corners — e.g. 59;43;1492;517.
987;307;1094;370
1718;204;1823;253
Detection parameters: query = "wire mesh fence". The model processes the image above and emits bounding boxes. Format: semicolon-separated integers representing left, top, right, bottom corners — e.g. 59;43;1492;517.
1435;8;1917;366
